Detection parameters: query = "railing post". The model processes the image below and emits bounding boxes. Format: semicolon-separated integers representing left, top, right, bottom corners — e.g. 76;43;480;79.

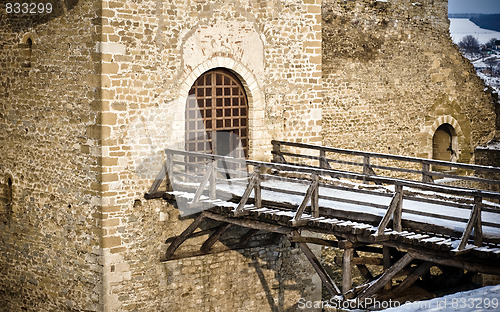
254;165;262;208
393;185;403;232
319;150;326;168
422;162;434;183
311;174;319;218
474;196;483;246
272;141;286;163
209;159;216;200
363;156;376;179
363;156;370;175
166;151;173;192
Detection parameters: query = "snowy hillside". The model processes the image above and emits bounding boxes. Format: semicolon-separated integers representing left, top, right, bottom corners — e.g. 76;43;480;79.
449;18;500;44
380;284;500;312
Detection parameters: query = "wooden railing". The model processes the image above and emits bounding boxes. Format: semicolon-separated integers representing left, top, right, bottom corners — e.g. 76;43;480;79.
271;140;500;192
146;149;500;251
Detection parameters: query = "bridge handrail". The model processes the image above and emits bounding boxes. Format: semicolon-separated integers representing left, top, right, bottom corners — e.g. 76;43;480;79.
162;148;500;201
271;140;500;173
150;148;500;250
271;140;500;189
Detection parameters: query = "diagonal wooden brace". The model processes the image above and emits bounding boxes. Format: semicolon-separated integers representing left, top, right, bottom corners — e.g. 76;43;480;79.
233;169;260;216
357;253;413;300
200;223;232;253
456;196;483;251
192;161;216;203
294;231;340;296
164;213;205;260
292;174;320;226
148;162;167;194
377;184;403;235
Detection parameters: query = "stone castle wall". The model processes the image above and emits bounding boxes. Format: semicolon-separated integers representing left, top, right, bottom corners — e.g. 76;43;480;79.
322;0;496;163
98;0;322;311
0;1;102;311
2;0;499;311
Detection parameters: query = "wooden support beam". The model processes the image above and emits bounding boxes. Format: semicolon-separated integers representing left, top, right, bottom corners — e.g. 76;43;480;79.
392;262;433;296
165;226;220;244
239;229;260;246
408;249;500;276
164;213;205;260
203;211;293;234
377;185;403;235
357;253;414;299
457;196;483;251
383;246;392;290
295;233;340;296
342;246;354;295
334;256;383;266
161;236;280;262
292;174;319;225
200;223;232;253
354;251;374;281
289;236;339;247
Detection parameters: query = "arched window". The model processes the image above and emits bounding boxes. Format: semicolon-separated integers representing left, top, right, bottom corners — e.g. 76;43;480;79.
432;123;457;164
185;69;249;160
22;35;33;68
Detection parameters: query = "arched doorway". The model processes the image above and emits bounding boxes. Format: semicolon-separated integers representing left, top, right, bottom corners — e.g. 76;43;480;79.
432;123;457;163
185;68;249;162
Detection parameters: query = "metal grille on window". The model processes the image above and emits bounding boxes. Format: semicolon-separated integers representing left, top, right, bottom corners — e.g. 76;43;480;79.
185;69;249;174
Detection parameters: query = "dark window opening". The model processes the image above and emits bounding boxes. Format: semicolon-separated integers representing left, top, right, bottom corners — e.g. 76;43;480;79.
23;37;32;68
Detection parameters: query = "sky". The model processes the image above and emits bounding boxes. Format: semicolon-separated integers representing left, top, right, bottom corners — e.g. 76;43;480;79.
449;0;500;14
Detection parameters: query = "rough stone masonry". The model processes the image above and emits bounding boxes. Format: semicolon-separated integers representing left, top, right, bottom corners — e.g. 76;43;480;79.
0;0;497;311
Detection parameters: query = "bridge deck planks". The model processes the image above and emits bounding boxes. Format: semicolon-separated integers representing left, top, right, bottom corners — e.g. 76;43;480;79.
202;200;500;262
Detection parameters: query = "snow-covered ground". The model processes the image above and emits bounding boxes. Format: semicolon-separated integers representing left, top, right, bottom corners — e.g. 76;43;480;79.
449;19;500;93
379;284;500;311
476;70;500;93
449;18;500;44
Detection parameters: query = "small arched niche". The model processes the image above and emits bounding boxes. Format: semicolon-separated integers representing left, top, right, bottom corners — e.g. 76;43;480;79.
432;123;458;166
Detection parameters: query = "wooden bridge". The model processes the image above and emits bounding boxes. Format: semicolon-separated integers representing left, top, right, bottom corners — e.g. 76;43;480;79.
146;141;500;301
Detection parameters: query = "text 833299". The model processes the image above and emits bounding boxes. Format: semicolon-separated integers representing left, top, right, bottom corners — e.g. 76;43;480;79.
5;3;53;14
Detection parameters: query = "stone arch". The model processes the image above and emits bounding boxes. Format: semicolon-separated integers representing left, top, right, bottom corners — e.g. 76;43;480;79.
427;115;465;162
178;57;266;160
21;32;35;44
